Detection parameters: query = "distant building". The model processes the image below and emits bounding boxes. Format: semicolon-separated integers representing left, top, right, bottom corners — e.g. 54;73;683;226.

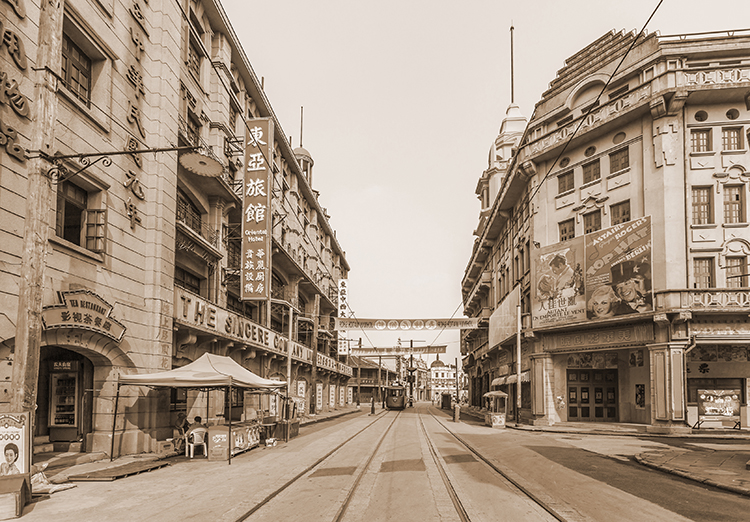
462;29;750;433
430;357;457;401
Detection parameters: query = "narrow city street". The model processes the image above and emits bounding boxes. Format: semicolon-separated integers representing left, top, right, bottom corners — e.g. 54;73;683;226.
19;405;750;521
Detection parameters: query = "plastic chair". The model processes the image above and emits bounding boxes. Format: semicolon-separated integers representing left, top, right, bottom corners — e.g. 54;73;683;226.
186;428;207;458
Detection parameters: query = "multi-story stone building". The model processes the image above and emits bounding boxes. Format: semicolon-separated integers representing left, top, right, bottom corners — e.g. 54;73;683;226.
462;29;750;433
429;357;457;402
1;0;350;456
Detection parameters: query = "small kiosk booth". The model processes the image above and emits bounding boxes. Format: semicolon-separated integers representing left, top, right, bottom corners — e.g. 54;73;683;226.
116;353;287;464
483;391;508;428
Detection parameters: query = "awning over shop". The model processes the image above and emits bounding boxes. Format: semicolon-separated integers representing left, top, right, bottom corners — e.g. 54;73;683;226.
483;390;508;398
492;370;530;386
118;352;286;389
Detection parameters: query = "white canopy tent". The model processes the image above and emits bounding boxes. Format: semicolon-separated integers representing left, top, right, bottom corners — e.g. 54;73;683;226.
114;353;286;463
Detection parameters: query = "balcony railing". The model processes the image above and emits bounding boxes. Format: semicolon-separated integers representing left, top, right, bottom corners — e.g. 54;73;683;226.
176;200;219;248
656;289;750;311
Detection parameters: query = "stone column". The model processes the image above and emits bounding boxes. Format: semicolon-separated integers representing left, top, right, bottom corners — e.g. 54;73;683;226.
646;341;690;434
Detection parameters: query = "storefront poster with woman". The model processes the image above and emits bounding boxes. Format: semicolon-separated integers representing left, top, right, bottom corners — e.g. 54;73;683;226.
0;413;29;478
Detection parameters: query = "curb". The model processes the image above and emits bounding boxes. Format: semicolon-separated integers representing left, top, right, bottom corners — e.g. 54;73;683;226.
634;454;750;498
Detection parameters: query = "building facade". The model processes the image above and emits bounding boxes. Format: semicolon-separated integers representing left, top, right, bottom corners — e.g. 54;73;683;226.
1;0;350;455
429;358;457;402
462;29;750;433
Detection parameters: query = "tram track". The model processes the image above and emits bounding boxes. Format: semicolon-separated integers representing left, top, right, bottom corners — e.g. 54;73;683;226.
423;406;577;522
234;410;401;522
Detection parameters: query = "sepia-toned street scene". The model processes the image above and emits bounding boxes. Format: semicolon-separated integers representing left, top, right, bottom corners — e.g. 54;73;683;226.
1;0;750;520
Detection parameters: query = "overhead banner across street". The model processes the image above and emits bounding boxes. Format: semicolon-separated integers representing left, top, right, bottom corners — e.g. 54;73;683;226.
351;345;447;357
334;318;479;331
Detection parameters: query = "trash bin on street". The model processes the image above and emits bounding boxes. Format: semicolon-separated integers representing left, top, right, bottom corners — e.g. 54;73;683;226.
453;404;460;422
482;390;508;428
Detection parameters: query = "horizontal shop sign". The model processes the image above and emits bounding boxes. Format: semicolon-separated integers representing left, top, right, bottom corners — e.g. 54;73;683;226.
42;290;126;342
335;318;478;331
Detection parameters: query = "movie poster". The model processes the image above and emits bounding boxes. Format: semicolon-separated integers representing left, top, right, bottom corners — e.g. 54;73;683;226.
532;237;585;327
584;216;653;321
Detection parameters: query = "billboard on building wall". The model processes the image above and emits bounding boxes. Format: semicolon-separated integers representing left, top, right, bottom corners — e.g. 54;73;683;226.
531;216;653;328
241;118;274;301
584;216;652;319
532;237;586;327
489;286;520;347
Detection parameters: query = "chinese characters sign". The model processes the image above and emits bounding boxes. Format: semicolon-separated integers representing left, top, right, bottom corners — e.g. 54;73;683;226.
334;318;479;331
337;279;349;355
41;290;126;342
241;118;273;300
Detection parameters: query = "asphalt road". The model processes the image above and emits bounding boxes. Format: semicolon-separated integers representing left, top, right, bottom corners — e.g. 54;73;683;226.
20;404;750;521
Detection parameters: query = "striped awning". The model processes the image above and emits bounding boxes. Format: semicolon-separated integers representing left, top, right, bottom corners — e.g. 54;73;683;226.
492;370;530;386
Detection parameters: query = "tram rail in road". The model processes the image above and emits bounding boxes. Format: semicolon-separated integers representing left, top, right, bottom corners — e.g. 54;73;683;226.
234;403;582;522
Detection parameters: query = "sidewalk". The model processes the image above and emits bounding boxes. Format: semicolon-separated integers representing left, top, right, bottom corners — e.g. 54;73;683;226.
458;405;750;498
35;404;367;486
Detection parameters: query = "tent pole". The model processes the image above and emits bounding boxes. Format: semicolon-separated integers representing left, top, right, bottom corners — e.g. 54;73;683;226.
228;381;232;465
110;382;121;462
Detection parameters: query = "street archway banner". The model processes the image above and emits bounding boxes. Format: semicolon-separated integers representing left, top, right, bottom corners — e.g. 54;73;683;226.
334;318;479;331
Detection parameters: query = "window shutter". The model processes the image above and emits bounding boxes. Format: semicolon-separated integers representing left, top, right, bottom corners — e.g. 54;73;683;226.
85;208;107;253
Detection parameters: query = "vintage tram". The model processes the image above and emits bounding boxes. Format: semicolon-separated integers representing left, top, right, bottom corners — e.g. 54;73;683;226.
385;384;406;410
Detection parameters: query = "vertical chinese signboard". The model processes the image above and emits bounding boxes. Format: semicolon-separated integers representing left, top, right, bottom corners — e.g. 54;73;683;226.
337;279;349;355
242;118;274;301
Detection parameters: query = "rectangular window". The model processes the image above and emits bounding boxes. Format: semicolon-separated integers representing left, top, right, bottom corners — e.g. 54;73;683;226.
691;129;711;153
693;258;715;289
692;187;713;225
559;218;575;241
726;256;748;288
609;148;629;173
175;266;202;294
722;128;742;151
582;159;601;185
584;210;601;234
723;186;745;224
558;171;574;194
61;34;91;107
610;200;630;225
188;41;201;81
55;181;106;253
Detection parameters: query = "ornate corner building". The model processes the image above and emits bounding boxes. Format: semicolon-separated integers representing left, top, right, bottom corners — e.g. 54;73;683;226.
0;0;350;455
462;29;750;433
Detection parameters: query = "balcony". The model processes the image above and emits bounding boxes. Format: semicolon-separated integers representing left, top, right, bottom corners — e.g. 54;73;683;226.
656;289;750;312
176;199;220;248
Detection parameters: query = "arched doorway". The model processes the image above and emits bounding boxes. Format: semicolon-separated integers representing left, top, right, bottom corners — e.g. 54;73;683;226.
38;346;94;449
32;328;135;453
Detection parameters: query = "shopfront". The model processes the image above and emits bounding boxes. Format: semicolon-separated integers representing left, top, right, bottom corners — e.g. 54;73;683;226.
542;322;655;425
686;344;750;429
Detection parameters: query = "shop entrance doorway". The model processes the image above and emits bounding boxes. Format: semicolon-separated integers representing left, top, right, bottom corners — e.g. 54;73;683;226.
37;347;94;448
567;369;618;422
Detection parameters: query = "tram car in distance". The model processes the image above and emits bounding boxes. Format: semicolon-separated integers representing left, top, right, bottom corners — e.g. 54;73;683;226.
385;384;406;410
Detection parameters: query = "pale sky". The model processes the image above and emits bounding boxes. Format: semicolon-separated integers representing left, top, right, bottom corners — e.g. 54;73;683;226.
223;0;746;364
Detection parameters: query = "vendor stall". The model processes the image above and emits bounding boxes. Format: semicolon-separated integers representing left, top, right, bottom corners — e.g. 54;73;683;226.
116;353;286;464
483;390;508;428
